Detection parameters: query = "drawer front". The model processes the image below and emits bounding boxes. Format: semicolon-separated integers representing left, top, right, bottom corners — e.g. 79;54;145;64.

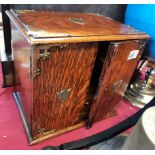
88;40;146;125
31;42;98;138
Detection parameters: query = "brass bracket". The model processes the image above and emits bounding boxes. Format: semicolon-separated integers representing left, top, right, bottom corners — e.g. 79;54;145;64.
32;121;46;135
39;48;51;61
33;44;67;79
33;47;52;78
13;9;35;17
33;68;41;78
139;40;147;50
32;121;56;136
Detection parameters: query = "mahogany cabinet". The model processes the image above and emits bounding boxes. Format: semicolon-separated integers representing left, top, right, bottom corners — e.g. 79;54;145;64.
6;9;149;145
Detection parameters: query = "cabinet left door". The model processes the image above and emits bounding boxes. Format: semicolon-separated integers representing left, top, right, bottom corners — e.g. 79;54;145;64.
31;42;98;139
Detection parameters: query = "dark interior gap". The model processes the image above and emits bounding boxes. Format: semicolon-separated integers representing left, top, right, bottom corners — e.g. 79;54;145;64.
81;41;110;123
81;42;110;123
89;41;110;97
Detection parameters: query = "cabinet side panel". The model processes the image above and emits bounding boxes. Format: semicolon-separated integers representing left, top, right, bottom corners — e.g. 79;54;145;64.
11;22;32;127
89;40;146;124
32;42;98;138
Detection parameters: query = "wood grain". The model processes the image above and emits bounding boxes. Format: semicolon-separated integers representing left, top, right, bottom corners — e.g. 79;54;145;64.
32;42;98;138
88;40;146;125
6;10;149;45
15;11;145;37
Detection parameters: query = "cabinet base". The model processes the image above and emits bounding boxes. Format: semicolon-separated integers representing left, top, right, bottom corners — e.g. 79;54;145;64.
13;92;85;145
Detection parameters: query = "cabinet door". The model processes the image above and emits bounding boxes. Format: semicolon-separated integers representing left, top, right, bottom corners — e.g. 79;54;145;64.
31;42;98;138
88;40;146;125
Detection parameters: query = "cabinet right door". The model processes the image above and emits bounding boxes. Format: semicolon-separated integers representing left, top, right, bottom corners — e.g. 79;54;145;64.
88;40;146;125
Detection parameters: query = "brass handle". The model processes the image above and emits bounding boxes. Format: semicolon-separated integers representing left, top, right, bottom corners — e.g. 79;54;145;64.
68;17;85;25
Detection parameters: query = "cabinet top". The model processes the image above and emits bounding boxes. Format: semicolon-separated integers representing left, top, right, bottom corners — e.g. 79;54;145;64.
6;9;149;44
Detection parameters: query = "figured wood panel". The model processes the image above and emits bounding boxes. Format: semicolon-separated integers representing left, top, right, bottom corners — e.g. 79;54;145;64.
11;22;32;128
6;10;149;45
88;40;146;125
8;10;147;39
32;42;98;138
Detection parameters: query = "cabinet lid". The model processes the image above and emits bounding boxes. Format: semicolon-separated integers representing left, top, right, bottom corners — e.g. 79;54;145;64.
6;9;149;44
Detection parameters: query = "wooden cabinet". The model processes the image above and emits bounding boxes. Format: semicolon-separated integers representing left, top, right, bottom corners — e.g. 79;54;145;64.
6;9;149;145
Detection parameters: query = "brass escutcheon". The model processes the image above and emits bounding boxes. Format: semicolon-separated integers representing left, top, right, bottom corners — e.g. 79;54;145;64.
57;88;71;102
113;80;122;92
